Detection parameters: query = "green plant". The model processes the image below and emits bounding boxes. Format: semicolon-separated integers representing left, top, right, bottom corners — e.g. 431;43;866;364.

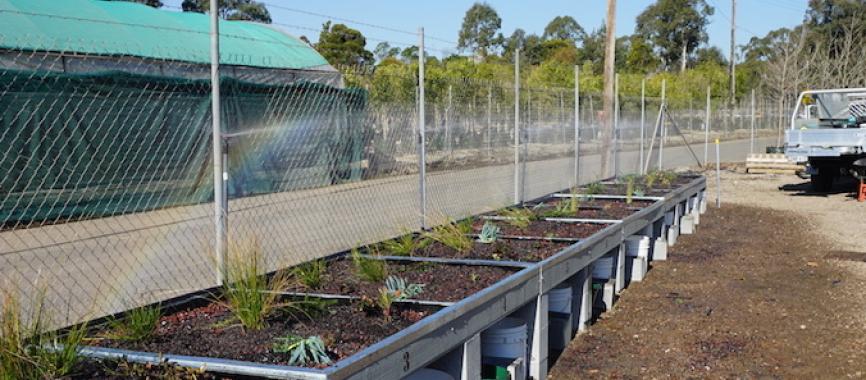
293;297;337;319
0;290;87;380
585;181;605;195
542;195;581;218
220;239;292;331
382;234;430;257
659;170;677;187
273;335;332;366
426;221;473;253
499;207;535;229
292;260;327;290
477;221;500;243
377;287;396;321
383;276;425;300
105;304;161;342
644;170;659;189
351;248;389;282
625;176;635;204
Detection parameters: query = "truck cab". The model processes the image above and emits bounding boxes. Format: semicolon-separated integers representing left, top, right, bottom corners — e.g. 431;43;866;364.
785;88;866;191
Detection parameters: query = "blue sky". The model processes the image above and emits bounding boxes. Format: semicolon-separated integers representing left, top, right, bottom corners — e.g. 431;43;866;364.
162;0;808;58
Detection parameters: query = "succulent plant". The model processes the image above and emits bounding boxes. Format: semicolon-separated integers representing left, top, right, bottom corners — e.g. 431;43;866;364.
383;275;425;300
477;221;500;243
273;335;331;366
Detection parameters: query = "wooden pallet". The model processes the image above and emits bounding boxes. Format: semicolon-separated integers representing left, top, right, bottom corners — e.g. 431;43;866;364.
745;153;804;174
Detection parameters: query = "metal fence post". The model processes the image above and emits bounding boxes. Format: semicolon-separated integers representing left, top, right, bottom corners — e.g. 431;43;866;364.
209;0;227;285
613;73;619;177
574;65;580;187
638;78;646;174
514;50;521;204
487;85;492;158
418;27;427;229
705;86;711;165
750;89;756;154
658;79;666;171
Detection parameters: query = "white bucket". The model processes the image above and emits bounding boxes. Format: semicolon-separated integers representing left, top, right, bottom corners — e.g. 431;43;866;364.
404;368;455;380
548;285;572;314
481;318;527;363
625;236;650;258
592;255;615;279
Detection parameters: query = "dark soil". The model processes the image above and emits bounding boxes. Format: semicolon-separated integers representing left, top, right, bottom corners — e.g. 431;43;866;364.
581;173;699;196
415;239;572;262
71;359;230;379
93;300;436;368
549;204;863;379
474;218;607;239
530;199;654;220
289;258;517;302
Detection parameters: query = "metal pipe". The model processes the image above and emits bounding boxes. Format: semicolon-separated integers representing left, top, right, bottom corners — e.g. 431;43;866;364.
418;27;427;229
750;88;755;154
640;78;645;174
514;50;521;204
658;79;666;170
209;0;227;285
705;86;711;165
613;73;620;177
574;65;580;187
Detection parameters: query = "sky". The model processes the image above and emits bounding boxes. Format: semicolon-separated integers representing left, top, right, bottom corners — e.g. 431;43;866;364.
161;0;809;59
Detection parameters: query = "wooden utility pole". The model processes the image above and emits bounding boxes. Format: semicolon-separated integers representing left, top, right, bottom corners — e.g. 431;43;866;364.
601;0;617;177
728;0;736;112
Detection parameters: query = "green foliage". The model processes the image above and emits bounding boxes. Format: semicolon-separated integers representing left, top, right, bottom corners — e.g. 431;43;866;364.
221;240;292;331
636;0;715;71
273;335;332;366
543;16;586;43
426;221;474;253
180;0;271;22
105;304;161;342
383;276;425;300
584;182;606;195
0;290;87;380
293;297;337;319
626;176;636;205
477;221;500;243
316;21;374;66
292;260;327;290
351;248;389;282
458;2;503;57
382;234;430;257
542;194;582;218
499;207;535;229
375;288;396;321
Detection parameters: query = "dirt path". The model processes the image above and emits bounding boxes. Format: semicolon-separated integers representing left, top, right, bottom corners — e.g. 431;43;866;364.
549;170;866;379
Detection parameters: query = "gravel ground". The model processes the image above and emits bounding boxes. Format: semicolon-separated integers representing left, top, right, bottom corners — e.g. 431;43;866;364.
549;168;866;379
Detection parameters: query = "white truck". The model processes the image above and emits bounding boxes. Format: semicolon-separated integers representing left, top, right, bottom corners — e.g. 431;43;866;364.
785;88;866;191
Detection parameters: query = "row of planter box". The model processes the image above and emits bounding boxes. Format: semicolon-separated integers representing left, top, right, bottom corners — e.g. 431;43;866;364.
79;173;708;380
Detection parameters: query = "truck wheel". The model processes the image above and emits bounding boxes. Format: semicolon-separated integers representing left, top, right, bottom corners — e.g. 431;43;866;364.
811;170;834;192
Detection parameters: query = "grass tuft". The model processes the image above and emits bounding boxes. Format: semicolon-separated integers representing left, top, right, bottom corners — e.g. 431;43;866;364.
105;304;161;342
425;220;474;253
351;248;389;282
291;260;327;290
220;239;292;331
499;207;535;229
382;233;430;257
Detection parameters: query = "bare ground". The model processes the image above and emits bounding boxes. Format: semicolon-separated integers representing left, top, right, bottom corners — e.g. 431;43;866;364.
549;169;866;379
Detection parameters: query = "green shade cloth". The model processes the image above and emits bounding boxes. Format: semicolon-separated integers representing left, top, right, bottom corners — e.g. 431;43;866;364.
0;0;330;70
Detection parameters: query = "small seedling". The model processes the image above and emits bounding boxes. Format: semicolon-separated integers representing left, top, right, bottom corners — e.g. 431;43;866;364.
477;221;500;243
351;248;389;282
469;273;480;283
382;234;430;257
377;287;396;321
585;181;606;195
426;221;473;253
383;276;425;300
292;260;327;290
634;187;646;197
644;170;659;189
105;304;161;342
625;176;635;204
499;207;535;229
273;335;332;366
660;170;677;187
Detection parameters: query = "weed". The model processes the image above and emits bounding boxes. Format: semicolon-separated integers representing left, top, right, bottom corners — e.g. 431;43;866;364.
499;207;535;229
292;260;327;290
220;239;292;331
105;304;161;342
469;273;480;283
585;181;605;195
0;290;87;380
382;234;430;257
426;221;473;253
477;221;500;243
383;276;425;300
273;335;332;366
351;248;389;282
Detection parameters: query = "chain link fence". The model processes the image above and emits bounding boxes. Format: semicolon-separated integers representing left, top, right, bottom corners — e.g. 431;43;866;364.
0;34;779;327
